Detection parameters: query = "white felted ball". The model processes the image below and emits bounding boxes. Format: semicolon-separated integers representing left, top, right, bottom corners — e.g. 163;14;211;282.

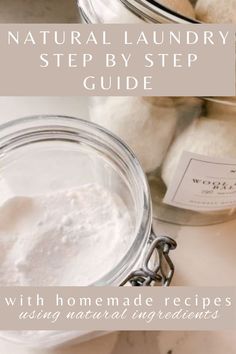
195;0;236;23
158;0;195;18
162;115;236;186
90;97;177;173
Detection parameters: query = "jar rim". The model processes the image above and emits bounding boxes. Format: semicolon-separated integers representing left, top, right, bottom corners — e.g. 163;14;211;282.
78;0;199;24
204;97;236;107
0;115;152;286
120;0;198;23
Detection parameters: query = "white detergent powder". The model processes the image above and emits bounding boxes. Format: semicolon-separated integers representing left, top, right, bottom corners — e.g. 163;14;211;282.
0;183;133;286
79;0;143;23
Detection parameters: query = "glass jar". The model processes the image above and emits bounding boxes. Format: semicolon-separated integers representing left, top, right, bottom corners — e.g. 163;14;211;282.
78;0;197;24
78;1;236;226
0;115;176;347
149;98;236;225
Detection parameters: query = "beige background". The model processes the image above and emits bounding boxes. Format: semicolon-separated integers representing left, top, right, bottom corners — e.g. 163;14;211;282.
0;1;235;353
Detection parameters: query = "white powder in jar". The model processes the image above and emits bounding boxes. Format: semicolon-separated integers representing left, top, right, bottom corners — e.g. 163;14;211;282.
79;0;143;23
0;183;133;286
90;97;177;173
162;115;236;186
195;0;236;23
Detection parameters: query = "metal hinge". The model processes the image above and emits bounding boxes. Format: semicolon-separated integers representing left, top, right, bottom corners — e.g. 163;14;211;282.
120;233;177;287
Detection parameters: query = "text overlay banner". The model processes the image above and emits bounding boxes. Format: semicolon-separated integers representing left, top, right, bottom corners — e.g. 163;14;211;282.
0;287;235;330
0;24;235;96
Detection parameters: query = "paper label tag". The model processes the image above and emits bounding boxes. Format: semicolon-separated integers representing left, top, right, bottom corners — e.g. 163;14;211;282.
163;152;236;212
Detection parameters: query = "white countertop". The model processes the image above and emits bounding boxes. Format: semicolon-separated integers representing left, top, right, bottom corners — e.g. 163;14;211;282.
0;2;235;353
0;331;235;354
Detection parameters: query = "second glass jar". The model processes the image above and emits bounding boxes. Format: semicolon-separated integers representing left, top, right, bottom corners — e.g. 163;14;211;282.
78;1;236;225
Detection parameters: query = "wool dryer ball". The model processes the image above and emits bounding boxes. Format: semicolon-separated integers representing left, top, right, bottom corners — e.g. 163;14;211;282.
162;115;236;187
90;97;177;173
158;0;195;18
195;0;236;23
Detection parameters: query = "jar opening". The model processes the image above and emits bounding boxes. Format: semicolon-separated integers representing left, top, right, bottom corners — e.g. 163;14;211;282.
0;115;152;286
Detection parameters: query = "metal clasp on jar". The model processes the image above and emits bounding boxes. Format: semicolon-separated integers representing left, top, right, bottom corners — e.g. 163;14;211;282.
120;231;177;287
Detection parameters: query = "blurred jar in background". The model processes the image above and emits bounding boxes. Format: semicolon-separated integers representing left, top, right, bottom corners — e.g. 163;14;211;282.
78;1;236;225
